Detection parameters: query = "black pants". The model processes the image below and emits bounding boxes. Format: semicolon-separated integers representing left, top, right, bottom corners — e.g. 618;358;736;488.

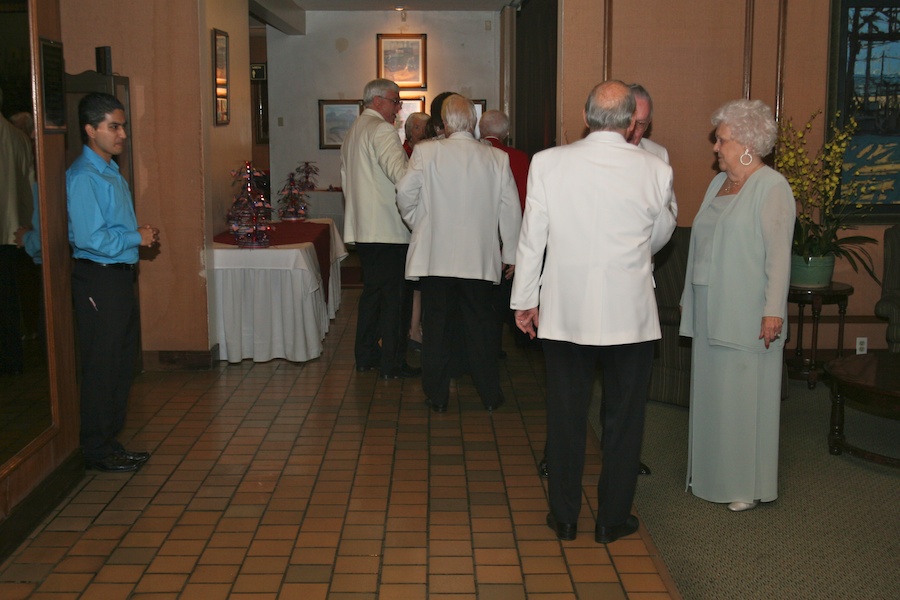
0;245;23;374
420;277;500;407
355;243;411;373
543;339;653;526
72;261;139;461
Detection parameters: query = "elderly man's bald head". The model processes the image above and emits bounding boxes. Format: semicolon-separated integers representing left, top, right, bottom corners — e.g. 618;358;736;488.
584;80;635;133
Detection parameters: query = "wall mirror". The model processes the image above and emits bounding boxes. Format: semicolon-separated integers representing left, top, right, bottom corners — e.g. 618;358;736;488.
0;0;54;468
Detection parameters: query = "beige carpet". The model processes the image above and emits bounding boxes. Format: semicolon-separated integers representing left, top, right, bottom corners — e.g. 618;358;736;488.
605;380;900;600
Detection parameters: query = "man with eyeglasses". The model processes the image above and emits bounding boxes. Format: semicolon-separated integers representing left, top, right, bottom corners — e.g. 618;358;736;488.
628;84;677;218
341;78;421;380
628;83;677;477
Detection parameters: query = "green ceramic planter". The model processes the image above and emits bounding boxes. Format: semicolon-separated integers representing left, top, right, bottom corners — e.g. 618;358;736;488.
790;254;835;288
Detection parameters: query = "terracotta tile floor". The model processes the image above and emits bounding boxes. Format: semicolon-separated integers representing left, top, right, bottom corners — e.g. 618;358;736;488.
0;288;679;599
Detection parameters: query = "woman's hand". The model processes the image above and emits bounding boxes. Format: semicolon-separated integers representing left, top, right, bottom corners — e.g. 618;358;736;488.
759;316;784;349
515;307;539;339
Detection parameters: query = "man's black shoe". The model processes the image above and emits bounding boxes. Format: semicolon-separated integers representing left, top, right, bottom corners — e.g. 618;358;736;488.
115;449;150;464
86;454;142;472
381;363;422;379
538;458;549;478
425;398;447;413
595;515;639;544
546;513;577;541
639;461;651;475
485;391;505;413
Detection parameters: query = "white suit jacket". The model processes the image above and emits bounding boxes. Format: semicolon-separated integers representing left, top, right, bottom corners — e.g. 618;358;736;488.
396;131;522;283
639;137;678;218
0;117;34;244
510;131;676;346
340;108;409;244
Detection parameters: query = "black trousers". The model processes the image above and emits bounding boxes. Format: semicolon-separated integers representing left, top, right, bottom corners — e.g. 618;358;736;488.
420;277;500;407
543;339;654;526
72;261;139;462
0;245;23;374
355;243;411;373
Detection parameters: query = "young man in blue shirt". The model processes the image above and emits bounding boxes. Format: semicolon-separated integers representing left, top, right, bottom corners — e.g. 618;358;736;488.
68;93;159;472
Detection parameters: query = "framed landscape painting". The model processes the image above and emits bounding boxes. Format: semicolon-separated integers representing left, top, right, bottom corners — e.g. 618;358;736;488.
319;100;363;149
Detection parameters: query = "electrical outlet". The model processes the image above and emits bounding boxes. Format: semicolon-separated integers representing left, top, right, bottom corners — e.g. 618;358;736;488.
856;337;867;355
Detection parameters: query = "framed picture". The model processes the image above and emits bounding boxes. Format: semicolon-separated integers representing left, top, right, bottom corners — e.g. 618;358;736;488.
39;38;66;132
377;33;427;90
472;99;487;138
319;100;363;149
396;95;426;143
213;29;229;125
830;0;900;221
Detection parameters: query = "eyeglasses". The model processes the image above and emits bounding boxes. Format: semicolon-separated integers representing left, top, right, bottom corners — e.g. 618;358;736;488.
634;119;652;129
378;96;403;106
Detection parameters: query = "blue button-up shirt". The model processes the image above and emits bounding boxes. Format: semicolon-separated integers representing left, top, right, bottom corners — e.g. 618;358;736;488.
67;145;141;264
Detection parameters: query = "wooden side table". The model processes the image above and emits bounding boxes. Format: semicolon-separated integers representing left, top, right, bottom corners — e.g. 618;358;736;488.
787;282;853;389
824;352;900;467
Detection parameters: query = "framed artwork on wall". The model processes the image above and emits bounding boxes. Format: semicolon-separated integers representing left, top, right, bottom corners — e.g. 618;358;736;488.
831;1;900;221
319;100;363;149
213;29;229;125
377;33;427;90
39;38;66;132
472;99;487;138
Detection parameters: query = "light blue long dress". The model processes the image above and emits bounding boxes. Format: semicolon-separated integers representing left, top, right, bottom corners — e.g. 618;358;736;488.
680;168;795;504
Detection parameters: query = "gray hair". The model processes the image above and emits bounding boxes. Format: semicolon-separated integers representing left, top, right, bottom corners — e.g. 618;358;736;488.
363;79;400;106
711;99;777;156
629;83;653;117
442;94;477;135
479;109;510;139
10;112;34;138
584;80;635;132
404;112;429;138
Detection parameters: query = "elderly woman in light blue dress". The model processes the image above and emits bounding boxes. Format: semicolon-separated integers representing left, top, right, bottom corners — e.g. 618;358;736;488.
679;99;795;512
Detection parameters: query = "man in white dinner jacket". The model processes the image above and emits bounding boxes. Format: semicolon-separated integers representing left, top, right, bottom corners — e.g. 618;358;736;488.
510;80;676;544
396;94;521;413
628;83;677;219
341;78;419;380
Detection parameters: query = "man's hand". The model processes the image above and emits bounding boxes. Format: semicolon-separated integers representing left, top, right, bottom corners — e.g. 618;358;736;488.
13;226;29;248
515;307;539;339
139;225;160;247
503;264;515;280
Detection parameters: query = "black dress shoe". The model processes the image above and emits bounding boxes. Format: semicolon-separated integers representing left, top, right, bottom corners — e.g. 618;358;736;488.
639;461;651;475
595;515;639;544
485;391;505;413
538;458;549;478
381;363;422;379
86;454;142;472
546;513;577;541
425;398;447;413
115;449;150;464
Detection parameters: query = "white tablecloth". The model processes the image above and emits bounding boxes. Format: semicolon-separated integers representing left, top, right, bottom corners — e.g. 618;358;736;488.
212;219;346;363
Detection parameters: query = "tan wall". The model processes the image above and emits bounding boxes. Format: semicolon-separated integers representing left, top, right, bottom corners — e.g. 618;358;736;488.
60;0;253;356
559;0;889;350
52;0;890;357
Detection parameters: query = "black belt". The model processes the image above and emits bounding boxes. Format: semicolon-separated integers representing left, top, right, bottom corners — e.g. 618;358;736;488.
75;258;136;271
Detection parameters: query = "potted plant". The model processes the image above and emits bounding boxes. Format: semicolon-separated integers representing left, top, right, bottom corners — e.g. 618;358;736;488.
774;110;879;288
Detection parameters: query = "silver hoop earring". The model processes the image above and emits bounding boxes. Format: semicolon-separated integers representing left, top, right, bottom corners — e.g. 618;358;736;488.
740;149;753;166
